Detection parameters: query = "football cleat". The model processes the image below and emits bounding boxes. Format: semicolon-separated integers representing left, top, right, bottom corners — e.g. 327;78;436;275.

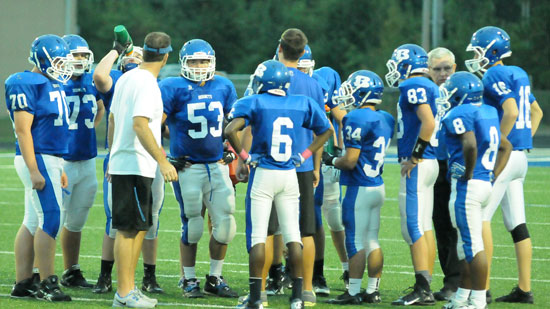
36;275;71;302
236;292;267;308
486;289;492;304
61;265;93;288
203;275;238;298
134;287;158;305
442;297;469;309
10;277;38;299
302;290;316;307
113;289;154;308
391;285;435;306
182;278;204;298
290;298;304;309
142;274;164;294
92;273;112;293
362;290;381;303
495;286;533;304
312;275;330;296
326;290;362;305
341;270;350;290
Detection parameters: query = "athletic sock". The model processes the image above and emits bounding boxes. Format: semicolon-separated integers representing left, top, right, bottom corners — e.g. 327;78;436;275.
470;290;487;308
144;263;155;277
291;277;303;300
209;259;224;278
183;266;196;279
313;259;324;278
249;277;262;304
366;277;380;294
455;287;471;303
349;278;362;296
101;260;115;276
341;262;349;272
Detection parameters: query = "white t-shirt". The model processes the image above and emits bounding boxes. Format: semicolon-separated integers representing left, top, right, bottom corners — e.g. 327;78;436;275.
109;69;163;178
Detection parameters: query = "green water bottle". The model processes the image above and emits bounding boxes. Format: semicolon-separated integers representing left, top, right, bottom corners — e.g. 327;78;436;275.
114;25;133;56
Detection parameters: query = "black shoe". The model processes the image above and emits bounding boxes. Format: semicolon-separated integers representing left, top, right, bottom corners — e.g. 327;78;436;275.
61;265;93;288
326;290;362;305
142;274;164;294
486;289;492;304
362;290;381;303
312;275;330;296
182;278;204;298
265;276;284;295
31;273;40;285
495;286;534;304
391;285;435;306
203;275;238;298
92;273;112;294
341;270;350;290
36;275;71;302
10;277;38;298
434;287;456;301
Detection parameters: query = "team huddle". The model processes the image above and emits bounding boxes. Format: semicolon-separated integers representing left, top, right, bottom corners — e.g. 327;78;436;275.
4;25;542;309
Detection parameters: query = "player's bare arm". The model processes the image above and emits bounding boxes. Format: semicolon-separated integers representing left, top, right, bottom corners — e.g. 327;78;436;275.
459;131;477;180
333;147;360;170
93;50;119;93
493;135;512;179
530;100;543;137
95;99;105;128
500;98;519;136
14;111;45;190
401;104;435;177
224;118;246;153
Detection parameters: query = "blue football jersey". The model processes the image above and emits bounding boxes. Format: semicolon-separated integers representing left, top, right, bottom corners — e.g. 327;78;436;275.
312;72;330;106
482;65;535;150
396;76;439;159
63;72;101;160
442;104;500;181
230;93;330;170
99;69;123;149
340;108;394;187
434;110;449;160
287;67;326;172
314;66;342;110
161;75;237;162
5;71;69;155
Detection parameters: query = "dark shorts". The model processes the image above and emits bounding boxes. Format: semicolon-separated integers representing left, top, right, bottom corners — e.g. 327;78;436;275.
268;170;316;237
111;174;154;232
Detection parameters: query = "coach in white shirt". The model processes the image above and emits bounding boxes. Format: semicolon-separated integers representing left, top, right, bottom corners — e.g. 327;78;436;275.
107;31;177;307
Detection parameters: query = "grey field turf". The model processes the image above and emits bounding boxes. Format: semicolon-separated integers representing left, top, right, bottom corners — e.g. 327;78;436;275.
0;156;548;308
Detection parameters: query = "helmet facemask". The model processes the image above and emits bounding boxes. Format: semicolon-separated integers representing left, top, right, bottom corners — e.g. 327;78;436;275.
36;47;74;83
69;47;94;76
297;59;315;76
465;43;492;75
181;54;216;82
385;59;401;87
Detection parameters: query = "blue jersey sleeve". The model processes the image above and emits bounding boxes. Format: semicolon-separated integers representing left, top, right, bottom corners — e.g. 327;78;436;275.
160;78;178;116
443;107;475;136
483;67;516;106
342;114;364;149
223;79;238;114
229;97;253;127
6;80;38;114
303;97;330;135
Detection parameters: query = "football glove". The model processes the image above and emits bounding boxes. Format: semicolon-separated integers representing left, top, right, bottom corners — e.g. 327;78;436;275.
322;151;336;166
244;153;261;167
291;153;306;167
112;40;132;56
222;151;237;164
167;156;188;171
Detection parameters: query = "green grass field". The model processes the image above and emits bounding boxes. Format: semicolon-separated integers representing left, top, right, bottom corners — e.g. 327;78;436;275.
0;155;548;308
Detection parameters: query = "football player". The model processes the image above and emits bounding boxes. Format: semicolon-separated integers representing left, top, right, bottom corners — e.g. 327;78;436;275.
7;34;74;301
160;39;238;298
324;70;394;305
427;47;460;301
385;44;439;306
438;72;511;309
58;34;104;289
226;59;332;309
465;26;543;304
93;35;166;294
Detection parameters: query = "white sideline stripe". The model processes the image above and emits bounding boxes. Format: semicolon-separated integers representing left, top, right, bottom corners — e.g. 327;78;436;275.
0;293;235;308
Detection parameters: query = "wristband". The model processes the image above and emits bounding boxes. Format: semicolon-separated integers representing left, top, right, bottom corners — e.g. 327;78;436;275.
411;138;429;160
238;149;249;161
301;148;313;160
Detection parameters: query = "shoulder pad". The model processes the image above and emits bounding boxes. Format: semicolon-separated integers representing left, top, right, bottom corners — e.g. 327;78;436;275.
5;71;49;86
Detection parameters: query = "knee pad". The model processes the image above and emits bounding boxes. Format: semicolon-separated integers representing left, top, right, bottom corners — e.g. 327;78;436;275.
183;214;204;245
64;203;93;232
322;200;344;232
511;223;530;243
145;214;159;240
212;215;236;244
364;229;380;256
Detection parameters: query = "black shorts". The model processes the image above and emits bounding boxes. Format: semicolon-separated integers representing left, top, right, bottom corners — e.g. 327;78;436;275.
267;170;316;237
111;174;154;232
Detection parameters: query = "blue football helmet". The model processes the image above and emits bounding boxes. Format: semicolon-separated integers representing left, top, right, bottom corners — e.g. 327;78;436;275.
385;43;428;87
297;44;315;76
465;26;511;74
334;70;384;109
118;46;143;73
179;39;216;82
28;34;74;83
250;60;290;96
437;71;483;113
62;34;94;76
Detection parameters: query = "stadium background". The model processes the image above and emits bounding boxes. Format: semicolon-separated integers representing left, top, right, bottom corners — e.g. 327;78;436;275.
0;0;549;308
